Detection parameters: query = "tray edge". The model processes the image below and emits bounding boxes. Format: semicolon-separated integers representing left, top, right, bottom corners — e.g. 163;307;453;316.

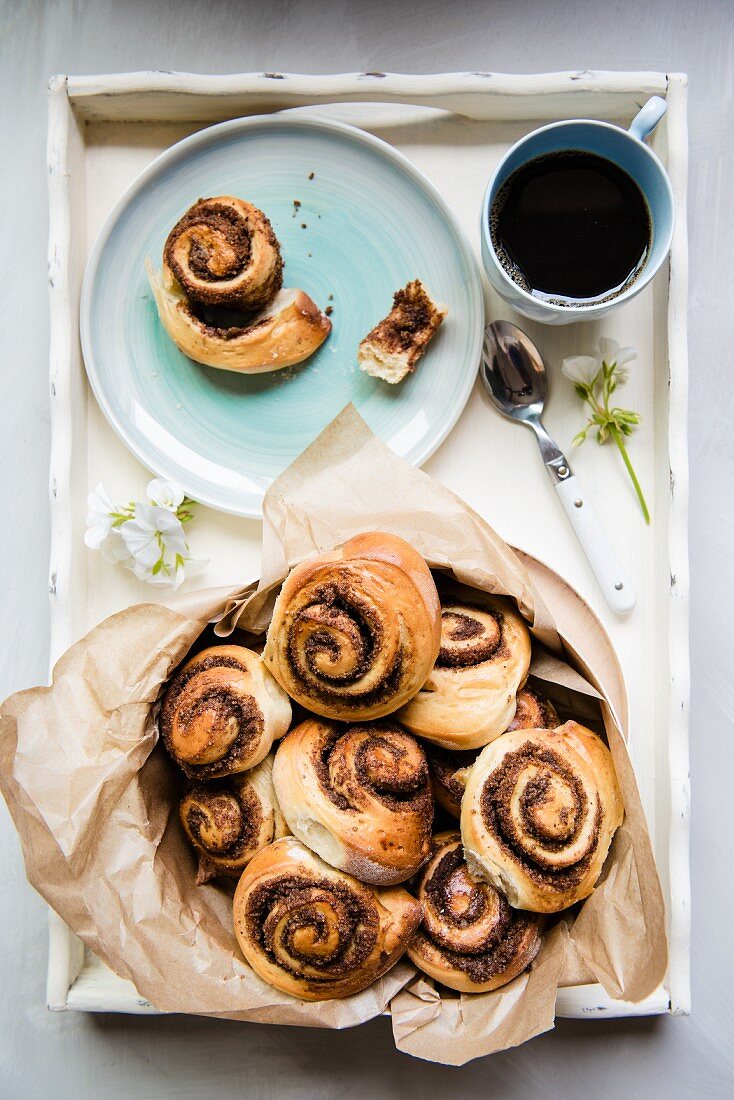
43;69;689;1021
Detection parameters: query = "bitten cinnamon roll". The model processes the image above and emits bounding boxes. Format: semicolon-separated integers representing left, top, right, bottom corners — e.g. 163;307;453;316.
397;593;532;750
163;196;283;311
263;532;442;721
179;753;288;884
160;645;291;781
408;832;543;993
272;718;433;885
148;195;331;375
428;689;560;817
461;722;624;912
233;836;421;1000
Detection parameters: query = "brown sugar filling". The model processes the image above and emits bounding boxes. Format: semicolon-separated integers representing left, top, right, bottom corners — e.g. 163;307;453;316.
313;724;433;817
480;743;602;891
425;847;496;936
418;844;541;983
436;608;507;669
184;781;263;862
246;876;378;978
507;688;559;732
428;745;480;806
165;204;252;286
160;654;264;780
285;579;406;709
364;281;440;354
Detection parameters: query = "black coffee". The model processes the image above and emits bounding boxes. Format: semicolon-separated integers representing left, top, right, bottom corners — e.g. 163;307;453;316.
490;150;651;306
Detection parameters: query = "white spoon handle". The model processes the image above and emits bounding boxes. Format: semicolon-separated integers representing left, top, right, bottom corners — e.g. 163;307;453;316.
555;475;636;613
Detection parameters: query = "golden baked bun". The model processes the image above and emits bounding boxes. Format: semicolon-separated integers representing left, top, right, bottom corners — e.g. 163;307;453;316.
263;532;441;721
160;645;291;781
163;196;283;311
147;267;331;375
461;722;624;913
397;593;532;749
272;718;433;885
179;753;288;883
233;836;421;1001
428;688;560;817
408;832;543;993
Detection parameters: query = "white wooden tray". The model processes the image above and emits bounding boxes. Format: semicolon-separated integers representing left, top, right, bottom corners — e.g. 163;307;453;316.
45;70;690;1023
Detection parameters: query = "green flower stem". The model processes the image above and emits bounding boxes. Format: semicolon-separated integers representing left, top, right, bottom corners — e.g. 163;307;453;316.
610;425;650;525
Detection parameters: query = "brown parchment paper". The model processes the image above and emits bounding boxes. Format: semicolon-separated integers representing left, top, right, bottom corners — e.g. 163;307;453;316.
0;405;666;1062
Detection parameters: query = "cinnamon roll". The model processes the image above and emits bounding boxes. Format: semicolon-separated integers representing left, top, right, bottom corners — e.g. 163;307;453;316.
263;532;441;721
408;832;543;993
163;196;283;311
272;718;433;885
461;722;624;912
233;836;421;1000
428;689;560;817
160;645;291;781
397;594;532;750
179;753;288;884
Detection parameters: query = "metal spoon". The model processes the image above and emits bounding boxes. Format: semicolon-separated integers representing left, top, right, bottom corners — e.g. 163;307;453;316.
481;320;636;614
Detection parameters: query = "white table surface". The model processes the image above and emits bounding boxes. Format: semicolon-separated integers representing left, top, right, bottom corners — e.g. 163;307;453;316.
1;1;732;1096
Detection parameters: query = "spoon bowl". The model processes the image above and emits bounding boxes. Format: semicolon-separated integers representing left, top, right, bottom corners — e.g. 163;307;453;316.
481;320;548;422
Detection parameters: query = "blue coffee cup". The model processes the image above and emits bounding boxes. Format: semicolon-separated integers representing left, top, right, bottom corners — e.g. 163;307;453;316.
480;97;674;324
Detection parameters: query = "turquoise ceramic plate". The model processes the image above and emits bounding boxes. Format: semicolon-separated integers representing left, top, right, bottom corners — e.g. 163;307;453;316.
81;115;484;516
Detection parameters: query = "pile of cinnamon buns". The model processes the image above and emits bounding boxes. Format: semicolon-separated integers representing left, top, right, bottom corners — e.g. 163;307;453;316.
159;532;623;1002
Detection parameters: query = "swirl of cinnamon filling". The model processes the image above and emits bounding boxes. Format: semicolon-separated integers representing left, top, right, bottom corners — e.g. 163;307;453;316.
397;593;532;750
461;722;624;912
233;837;421;1000
428;688;560;817
163;196;283;311
408;832;543;993
272;718;433;885
263;532;441;721
179;753;288;883
160;645;291;781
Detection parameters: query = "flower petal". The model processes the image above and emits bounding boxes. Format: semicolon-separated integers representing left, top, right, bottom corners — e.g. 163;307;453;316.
84;520;111;550
562;355;600;386
87;482;115;517
99;533;133;565
146;477;185;510
598;336;620;364
614;345;638;367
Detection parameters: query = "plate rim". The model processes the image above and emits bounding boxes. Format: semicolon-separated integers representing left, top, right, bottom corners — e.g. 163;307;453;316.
80;111;485;517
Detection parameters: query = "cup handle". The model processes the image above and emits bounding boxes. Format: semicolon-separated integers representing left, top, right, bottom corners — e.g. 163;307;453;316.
628;96;667;142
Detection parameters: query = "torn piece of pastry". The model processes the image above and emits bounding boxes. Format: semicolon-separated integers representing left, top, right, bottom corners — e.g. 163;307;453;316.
358;279;447;384
147;264;331;375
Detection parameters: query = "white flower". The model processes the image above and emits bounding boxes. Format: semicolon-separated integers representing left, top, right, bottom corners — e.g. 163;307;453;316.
561;355;600;387
599;337;637;384
84;483;133;565
563;339;638;388
120;503;190;589
146;477;185;511
85;481;205;588
599;337;637;369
